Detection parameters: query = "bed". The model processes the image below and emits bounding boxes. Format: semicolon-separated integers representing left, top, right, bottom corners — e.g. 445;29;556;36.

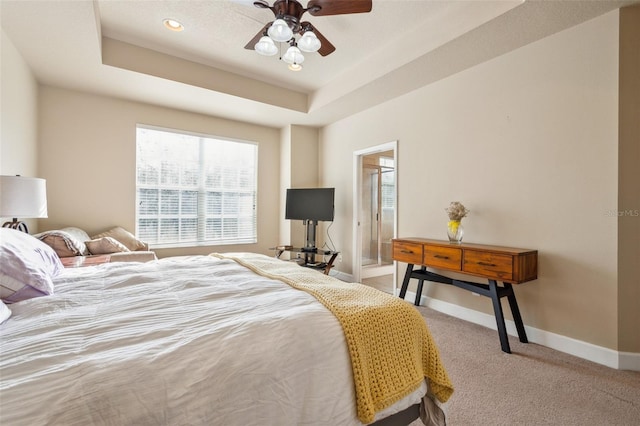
0;228;453;425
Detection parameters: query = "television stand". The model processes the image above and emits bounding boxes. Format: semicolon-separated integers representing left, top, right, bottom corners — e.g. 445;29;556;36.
303;219;317;251
270;246;339;275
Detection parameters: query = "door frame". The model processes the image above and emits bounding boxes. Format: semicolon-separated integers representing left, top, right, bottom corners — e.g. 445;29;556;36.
352;141;398;288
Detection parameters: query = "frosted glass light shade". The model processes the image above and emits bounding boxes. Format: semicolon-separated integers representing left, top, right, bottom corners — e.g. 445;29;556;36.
0;176;48;218
298;31;321;52
255;36;278;56
282;46;304;65
268;19;293;42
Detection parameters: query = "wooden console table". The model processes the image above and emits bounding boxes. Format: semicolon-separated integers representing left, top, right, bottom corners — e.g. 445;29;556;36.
392;238;538;353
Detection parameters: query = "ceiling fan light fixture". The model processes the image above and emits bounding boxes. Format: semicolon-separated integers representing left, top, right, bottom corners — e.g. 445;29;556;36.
298;31;321;53
162;18;184;32
254;36;278;56
244;0;372;71
282;45;304;65
268;18;293;42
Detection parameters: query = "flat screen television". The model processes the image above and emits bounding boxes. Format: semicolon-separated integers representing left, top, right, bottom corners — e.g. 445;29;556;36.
285;188;335;222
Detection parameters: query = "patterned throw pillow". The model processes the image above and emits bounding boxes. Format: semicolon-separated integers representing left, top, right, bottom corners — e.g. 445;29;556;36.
34;227;91;257
85;237;130;255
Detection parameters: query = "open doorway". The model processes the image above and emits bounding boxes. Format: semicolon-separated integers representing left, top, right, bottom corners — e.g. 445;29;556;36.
352;142;397;294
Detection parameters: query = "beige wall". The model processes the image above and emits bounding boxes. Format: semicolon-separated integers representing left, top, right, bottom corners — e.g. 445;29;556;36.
1;30;41;232
279;124;321;249
37;86;281;258
320;11;627;350
618;5;640;353
278;125;293;246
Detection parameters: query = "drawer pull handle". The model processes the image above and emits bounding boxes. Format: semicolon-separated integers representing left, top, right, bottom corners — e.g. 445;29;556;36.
478;261;497;267
434;255;449;259
400;250;414;254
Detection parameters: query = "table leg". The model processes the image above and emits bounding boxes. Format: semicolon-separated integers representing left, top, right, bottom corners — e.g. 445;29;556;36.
505;283;528;343
414;279;425;306
399;264;413;299
488;279;511;353
322;253;339;275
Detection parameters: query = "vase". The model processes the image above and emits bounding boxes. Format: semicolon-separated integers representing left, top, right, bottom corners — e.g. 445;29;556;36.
447;220;464;243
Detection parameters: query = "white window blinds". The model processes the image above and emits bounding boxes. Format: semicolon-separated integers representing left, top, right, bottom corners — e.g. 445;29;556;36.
136;126;257;247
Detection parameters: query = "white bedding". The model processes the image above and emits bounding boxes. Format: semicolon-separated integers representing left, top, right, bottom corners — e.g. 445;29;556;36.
0;255;426;425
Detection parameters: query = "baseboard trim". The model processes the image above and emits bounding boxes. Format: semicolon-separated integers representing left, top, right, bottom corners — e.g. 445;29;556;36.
361;264;394;279
406;290;640;372
619;351;640;371
331;270;353;282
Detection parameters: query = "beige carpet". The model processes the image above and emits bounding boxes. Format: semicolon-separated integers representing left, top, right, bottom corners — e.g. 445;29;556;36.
408;306;640;426
361;274;394;294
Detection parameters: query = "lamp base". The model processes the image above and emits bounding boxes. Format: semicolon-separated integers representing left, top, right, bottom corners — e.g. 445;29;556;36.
2;218;29;233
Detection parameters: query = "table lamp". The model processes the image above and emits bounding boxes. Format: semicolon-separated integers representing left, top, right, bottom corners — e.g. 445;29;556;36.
0;175;48;234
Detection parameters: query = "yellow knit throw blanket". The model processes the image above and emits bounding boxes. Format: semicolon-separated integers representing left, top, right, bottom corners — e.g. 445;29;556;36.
211;253;453;423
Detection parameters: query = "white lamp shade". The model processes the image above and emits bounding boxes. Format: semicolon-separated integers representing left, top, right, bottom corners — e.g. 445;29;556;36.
298;31;321;53
282;46;304;65
255;36;278;56
268;18;293;42
0;176;48;218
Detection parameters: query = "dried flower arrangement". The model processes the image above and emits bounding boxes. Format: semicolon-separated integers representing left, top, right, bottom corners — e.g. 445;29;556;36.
445;201;470;221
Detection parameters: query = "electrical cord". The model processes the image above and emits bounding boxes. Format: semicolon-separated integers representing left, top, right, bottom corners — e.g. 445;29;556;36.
319;221;337;264
322;221;336;252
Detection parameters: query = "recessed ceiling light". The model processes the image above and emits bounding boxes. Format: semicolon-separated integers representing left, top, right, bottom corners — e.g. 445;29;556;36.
163;19;184;32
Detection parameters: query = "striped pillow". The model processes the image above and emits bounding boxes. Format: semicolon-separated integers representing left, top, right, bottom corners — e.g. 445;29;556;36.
34;227;90;257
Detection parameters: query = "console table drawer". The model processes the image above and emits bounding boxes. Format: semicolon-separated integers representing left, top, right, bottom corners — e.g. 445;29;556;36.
393;241;423;264
463;250;513;281
423;246;462;270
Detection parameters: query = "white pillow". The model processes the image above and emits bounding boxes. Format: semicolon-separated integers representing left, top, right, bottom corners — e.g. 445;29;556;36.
91;227;147;251
0;228;62;303
86;237;130;255
0;300;11;324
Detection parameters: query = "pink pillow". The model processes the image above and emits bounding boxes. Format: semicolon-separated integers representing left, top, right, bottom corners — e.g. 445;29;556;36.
0;228;62;303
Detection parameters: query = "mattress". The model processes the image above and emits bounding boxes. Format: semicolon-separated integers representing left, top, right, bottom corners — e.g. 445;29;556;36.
0;254;447;425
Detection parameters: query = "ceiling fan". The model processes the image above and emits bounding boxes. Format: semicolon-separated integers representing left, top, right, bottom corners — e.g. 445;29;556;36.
243;0;372;70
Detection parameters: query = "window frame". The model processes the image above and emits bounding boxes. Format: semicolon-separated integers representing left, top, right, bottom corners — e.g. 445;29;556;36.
135;124;259;249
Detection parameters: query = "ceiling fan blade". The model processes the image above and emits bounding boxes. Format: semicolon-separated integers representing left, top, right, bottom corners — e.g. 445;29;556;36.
301;22;335;56
306;0;372;16
252;0;271;10
244;23;272;50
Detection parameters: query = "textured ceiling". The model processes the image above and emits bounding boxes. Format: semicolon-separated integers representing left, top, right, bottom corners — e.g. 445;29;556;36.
97;0;519;92
1;0;636;128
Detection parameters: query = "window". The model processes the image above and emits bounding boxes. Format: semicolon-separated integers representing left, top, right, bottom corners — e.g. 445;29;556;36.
136;125;257;247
